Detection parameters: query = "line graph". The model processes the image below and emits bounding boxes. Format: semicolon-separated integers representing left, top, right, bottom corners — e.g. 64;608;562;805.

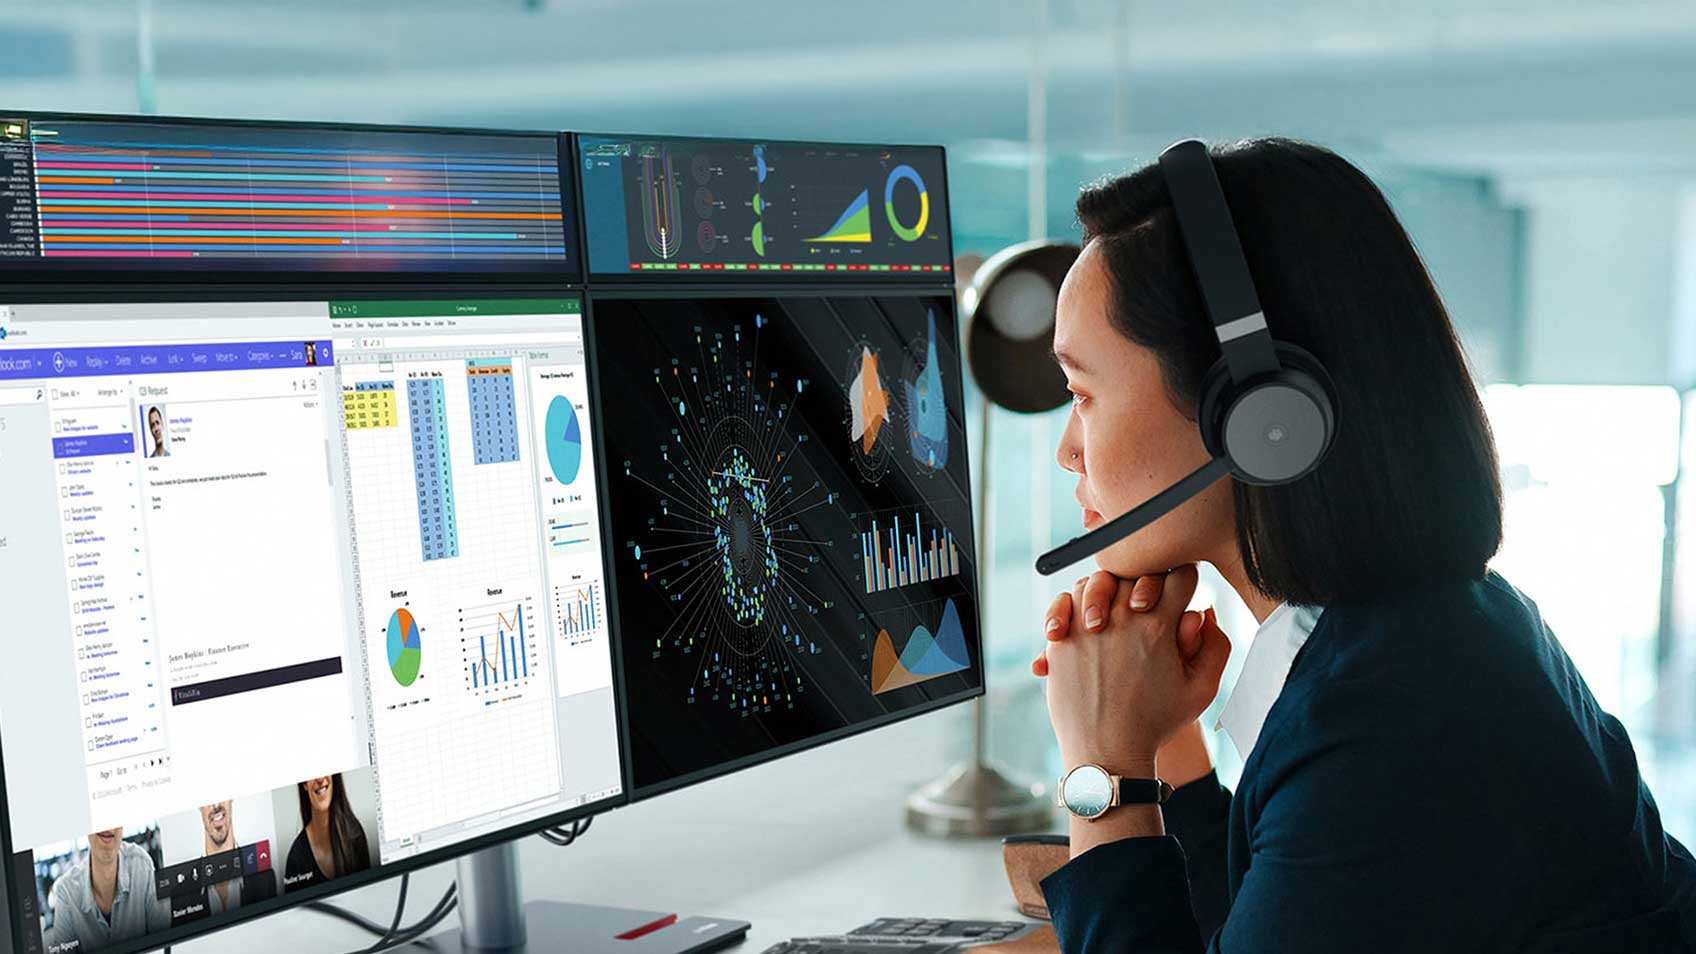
459;596;538;695
553;580;603;642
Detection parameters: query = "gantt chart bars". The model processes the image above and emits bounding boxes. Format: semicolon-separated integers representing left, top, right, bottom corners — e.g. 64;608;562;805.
1;119;568;262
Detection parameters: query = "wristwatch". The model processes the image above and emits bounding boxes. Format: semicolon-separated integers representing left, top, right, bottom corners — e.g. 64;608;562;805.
1057;763;1173;820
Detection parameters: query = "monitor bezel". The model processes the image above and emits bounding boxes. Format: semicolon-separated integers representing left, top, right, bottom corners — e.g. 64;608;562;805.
582;284;985;803
0;281;628;954
0;112;583;283
570;132;957;286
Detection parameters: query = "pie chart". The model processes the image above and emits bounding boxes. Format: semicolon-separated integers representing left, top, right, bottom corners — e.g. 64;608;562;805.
545;396;583;485
387;608;422;687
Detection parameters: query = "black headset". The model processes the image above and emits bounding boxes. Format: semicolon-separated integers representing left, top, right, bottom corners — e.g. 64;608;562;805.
1034;139;1339;575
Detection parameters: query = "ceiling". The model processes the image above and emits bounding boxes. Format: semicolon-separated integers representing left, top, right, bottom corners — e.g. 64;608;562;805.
4;0;1696;180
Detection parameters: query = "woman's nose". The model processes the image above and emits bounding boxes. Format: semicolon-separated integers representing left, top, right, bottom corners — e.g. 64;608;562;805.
1056;432;1082;474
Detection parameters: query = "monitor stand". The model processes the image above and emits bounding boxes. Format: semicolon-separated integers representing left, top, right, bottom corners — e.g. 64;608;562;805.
422;842;750;954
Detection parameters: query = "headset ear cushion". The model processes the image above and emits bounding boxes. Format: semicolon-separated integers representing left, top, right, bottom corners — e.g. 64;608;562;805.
1195;358;1235;459
1269;342;1338;410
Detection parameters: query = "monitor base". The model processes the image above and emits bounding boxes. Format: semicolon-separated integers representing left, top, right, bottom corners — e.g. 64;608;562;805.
425;841;749;954
422;900;750;954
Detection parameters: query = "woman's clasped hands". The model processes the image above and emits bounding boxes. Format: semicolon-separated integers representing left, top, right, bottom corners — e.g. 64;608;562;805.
1031;564;1233;770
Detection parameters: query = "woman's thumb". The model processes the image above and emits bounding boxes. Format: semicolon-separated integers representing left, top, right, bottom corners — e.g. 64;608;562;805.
1176;610;1205;659
1192;607;1232;682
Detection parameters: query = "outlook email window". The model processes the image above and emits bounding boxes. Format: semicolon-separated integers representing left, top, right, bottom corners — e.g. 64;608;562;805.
0;300;370;851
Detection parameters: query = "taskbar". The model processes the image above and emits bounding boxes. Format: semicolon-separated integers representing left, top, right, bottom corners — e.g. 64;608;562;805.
376;784;622;863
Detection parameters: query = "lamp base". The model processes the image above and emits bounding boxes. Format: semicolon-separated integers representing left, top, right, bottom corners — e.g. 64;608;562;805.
904;760;1054;839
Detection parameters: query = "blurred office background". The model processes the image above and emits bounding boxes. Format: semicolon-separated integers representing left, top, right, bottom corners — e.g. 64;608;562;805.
8;0;1695;842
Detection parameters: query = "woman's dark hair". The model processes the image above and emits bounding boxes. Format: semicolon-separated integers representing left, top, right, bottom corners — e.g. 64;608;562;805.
297;773;371;879
1076;137;1502;606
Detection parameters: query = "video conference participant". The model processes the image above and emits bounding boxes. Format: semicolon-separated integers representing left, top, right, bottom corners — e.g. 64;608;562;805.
282;775;371;893
145;406;168;458
40;829;170;953
171;800;277;925
1031;137;1696;951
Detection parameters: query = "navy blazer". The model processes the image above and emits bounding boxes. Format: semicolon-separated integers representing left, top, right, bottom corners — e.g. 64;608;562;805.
1041;571;1696;952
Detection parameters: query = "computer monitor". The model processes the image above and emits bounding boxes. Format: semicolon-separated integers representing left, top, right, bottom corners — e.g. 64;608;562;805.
0;113;578;279
0;290;622;954
0;114;977;954
589;290;982;796
577;131;979;798
575;133;953;280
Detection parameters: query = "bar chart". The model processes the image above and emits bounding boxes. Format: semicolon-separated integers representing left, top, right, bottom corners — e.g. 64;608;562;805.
459;596;538;695
859;510;961;595
552;579;603;645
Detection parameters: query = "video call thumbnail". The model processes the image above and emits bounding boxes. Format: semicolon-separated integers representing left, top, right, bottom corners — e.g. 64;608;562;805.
20;770;378;954
591;294;982;793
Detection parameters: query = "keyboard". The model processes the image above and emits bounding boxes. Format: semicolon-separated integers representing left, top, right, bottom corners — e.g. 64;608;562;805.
757;917;1040;953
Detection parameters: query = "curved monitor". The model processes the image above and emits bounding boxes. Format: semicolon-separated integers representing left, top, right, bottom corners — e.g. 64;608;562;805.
0;291;621;954
0;114;579;281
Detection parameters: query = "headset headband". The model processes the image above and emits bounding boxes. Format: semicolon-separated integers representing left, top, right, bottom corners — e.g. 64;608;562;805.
1157;140;1280;383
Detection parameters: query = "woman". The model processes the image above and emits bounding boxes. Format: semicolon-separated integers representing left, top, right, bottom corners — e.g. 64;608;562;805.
1030;137;1696;952
283;774;371;893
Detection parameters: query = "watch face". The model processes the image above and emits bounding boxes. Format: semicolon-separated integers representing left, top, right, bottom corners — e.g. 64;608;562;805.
1061;764;1113;818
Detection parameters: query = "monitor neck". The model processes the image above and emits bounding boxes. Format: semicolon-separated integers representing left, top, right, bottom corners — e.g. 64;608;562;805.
457;842;527;951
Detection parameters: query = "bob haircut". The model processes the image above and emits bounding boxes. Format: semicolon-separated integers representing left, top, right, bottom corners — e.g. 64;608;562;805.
1075;137;1502;606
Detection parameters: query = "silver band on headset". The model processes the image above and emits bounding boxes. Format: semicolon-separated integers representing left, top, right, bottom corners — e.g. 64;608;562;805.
1214;310;1267;344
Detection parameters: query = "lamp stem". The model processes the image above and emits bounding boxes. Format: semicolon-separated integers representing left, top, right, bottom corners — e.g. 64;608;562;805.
974;393;992;767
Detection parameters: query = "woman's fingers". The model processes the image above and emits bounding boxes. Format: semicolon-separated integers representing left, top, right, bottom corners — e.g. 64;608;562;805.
1081;569;1119;631
1128;572;1166;611
1031;649;1049;677
1044;591;1074;641
1189;606;1233;687
1150;564;1201;623
1177;609;1206;660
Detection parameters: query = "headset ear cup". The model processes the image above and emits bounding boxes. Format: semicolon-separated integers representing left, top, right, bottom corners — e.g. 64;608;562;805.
1195;342;1339;475
1195;358;1235;459
1269;342;1340;463
1270;342;1338;411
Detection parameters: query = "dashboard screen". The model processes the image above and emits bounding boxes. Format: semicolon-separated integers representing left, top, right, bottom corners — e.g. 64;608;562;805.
578;135;952;279
591;292;982;794
0;116;576;276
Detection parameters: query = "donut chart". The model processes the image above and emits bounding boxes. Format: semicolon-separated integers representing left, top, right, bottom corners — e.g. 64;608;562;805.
884;164;930;242
545;395;584;485
387;608;423;687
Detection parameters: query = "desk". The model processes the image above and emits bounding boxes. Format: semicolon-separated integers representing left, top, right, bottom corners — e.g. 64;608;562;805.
178;702;1056;953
